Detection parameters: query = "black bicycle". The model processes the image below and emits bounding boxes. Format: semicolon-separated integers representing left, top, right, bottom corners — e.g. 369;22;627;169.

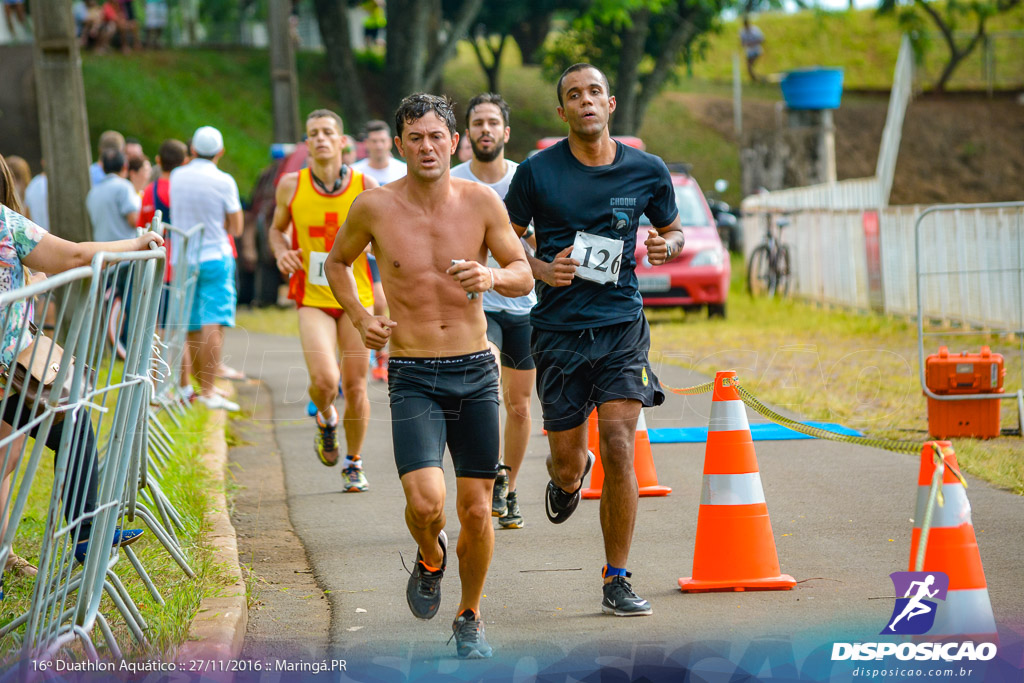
746;213;791;297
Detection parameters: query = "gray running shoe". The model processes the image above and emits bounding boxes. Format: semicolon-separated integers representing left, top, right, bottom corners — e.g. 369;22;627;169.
498;490;524;529
601;575;652;616
450;609;493;659
406;530;447;620
491;466;510;517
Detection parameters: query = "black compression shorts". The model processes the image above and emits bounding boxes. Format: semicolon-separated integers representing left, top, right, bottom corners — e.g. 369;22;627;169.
484;310;535;370
388;350;500;479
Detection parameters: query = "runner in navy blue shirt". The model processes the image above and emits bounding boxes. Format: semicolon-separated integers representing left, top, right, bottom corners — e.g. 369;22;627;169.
504;63;685;617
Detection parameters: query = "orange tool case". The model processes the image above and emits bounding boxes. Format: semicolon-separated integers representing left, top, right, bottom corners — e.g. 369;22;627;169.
924;346;1005;439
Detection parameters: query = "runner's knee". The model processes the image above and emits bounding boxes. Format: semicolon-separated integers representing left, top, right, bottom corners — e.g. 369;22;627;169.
550;453;588;487
456;496;491;531
406;491;444;525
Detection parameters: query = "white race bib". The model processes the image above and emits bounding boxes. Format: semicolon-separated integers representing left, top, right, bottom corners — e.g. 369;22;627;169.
308;251;329;287
571;231;623;285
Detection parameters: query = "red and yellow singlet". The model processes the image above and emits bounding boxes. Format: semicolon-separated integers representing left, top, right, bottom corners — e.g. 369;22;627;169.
288;167;374;310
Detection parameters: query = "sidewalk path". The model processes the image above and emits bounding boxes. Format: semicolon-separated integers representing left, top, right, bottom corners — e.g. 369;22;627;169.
223;328;1024;673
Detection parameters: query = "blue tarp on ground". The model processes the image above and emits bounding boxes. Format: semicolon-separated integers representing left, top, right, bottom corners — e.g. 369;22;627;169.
648;422;863;443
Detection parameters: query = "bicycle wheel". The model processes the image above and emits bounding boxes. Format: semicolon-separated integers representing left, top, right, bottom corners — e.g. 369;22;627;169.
747;245;772;296
775;246;792;297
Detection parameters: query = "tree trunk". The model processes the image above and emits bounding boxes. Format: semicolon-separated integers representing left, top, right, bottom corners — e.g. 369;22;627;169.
269;0;301;143
633;11;699;133
30;0;92;243
422;0;485;90
610;9;651;136
385;0;431;113
915;0;986;93
470;33;507;94
312;0;369;130
510;13;552;65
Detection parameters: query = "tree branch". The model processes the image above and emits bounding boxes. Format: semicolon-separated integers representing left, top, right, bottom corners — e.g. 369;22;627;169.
635;11;698;129
423;0;485;88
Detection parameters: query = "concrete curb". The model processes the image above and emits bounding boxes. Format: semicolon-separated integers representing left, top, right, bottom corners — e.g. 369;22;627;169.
177;407;248;662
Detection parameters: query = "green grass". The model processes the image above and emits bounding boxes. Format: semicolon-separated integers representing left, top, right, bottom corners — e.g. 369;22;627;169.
692;7;1024;90
0;405;227;660
646;253;1023;495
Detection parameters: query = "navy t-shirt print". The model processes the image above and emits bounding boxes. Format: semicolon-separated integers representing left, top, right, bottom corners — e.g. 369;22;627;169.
505;139;678;331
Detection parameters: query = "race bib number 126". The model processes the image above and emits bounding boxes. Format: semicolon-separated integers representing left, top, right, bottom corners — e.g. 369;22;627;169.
571;231;623;285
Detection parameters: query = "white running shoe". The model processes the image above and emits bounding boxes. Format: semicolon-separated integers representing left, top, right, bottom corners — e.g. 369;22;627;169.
197;394;240;412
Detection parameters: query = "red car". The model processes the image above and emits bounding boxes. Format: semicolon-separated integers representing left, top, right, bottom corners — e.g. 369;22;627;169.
634;173;730;317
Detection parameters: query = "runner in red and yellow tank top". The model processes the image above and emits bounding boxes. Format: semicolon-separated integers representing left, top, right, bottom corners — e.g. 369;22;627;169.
270;109;379;492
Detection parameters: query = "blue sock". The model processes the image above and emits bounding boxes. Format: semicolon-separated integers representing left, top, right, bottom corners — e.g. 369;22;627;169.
603;564;630;579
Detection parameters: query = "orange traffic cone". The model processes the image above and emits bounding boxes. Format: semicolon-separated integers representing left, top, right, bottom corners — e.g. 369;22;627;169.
582;409;671;499
908;442;997;640
679;370;795;592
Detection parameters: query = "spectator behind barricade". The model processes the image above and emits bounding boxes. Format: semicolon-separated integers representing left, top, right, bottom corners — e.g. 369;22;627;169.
351;120;406;185
128;154;151;196
740;16;765;84
76;0;112;52
3;0;29;40
169;126;244;411
143;0;167;48
90;130;124;186
456;133;473;163
23;163;47;232
138;139;186;357
125;137;144;163
86;148;140;242
0;153;160;601
3;157;30;206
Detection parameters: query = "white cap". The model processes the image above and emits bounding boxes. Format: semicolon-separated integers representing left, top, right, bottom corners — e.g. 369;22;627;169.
192;126;224;157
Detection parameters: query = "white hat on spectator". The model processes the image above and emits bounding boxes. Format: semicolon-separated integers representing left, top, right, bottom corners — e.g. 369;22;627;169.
192;126;224;157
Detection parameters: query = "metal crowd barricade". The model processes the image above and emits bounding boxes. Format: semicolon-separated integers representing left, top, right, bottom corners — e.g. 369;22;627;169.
0;244;173;670
153;217;204;414
915;202;1024;431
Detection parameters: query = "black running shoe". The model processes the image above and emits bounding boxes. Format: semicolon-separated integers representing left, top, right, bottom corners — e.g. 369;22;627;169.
498;490;524;529
544;450;594;524
450;609;493;659
601;575;652;616
406;530;448;620
492;466;510;517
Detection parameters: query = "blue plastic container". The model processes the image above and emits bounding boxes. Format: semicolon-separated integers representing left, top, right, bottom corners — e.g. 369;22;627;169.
780;68;844;110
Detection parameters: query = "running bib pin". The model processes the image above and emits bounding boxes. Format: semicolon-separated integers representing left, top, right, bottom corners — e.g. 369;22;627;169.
571;231;623;285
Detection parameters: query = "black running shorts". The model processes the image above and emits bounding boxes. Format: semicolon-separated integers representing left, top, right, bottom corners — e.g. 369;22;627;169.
484;310;536;370
532;315;665;432
388;350;501;479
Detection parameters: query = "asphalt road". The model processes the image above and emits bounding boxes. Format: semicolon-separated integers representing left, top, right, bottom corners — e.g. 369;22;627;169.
222;328;1024;678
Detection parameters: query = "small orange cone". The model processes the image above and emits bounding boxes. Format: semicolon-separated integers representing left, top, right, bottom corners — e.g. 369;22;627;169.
679;370;795;592
908;442;997;640
582;409;671;499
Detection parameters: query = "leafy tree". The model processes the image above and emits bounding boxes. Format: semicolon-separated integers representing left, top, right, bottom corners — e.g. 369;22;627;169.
543;0;731;135
878;0;1023;92
466;0;586;93
313;0;370;130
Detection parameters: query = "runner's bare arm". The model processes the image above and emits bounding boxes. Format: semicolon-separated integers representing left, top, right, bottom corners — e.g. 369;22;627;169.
481;190;532;297
645;215;685;266
269;173;303;274
511;220;578;288
325;196;395;350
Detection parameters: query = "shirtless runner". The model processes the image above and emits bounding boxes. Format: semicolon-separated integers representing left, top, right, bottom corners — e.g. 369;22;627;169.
270;109;378;492
324;93;532;659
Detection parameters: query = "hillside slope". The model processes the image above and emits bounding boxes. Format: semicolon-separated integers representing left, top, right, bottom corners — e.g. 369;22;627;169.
78;41;1023;205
